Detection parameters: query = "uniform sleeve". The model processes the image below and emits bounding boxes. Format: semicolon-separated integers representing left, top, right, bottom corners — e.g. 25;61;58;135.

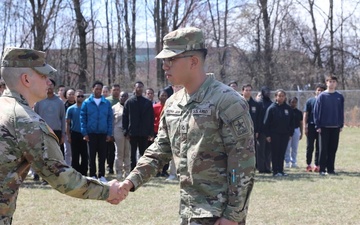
218;100;255;222
126;104;172;191
18;119;110;200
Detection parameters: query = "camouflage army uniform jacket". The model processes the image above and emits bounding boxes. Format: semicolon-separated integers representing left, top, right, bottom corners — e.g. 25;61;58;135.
127;76;255;222
0;90;110;220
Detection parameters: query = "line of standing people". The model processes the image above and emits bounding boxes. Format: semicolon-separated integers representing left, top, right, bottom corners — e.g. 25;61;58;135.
229;74;344;177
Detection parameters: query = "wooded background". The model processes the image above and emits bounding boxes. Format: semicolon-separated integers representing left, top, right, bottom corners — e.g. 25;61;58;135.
0;0;359;93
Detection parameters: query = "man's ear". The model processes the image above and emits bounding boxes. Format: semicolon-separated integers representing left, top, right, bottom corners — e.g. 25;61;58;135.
190;56;199;69
20;73;31;87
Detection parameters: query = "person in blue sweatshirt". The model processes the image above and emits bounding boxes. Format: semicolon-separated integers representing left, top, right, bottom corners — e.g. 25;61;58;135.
80;81;113;182
264;89;294;177
314;74;344;176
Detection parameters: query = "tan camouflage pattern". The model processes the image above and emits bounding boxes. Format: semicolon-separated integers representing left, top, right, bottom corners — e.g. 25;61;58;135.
126;76;255;222
0;89;110;219
155;27;205;59
1;47;57;76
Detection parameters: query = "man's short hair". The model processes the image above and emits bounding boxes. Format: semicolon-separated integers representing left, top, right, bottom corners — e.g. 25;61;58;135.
315;83;326;90
134;81;144;87
49;78;56;87
228;81;238;87
57;84;65;91
325;74;338;82
242;83;252;91
146;88;154;93
92;80;103;88
112;84;120;89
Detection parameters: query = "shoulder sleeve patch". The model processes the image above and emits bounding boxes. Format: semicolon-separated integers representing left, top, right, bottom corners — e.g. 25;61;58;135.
220;101;248;124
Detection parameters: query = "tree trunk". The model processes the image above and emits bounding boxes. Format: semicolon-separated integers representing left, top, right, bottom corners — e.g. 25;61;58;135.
259;0;274;89
124;0;137;83
73;0;88;91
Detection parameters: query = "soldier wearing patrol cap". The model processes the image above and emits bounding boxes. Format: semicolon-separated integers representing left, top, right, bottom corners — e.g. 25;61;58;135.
0;47;126;224
118;27;256;225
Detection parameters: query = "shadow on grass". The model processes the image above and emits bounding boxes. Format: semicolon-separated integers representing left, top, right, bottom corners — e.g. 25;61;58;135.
21;180;53;190
255;169;359;183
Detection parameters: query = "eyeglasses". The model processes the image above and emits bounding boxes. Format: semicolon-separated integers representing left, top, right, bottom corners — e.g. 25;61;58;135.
77;95;85;98
162;55;193;67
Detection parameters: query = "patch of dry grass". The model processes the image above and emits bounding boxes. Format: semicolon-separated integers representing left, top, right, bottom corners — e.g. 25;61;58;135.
12;128;360;225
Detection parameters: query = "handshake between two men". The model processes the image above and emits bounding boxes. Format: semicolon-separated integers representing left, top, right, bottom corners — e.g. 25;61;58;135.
106;179;134;205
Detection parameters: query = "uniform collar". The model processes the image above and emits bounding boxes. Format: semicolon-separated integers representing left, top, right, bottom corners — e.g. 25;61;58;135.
187;75;214;104
1;89;29;106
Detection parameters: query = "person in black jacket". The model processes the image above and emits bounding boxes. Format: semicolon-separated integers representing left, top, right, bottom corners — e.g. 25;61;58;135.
257;86;273;173
241;84;261;153
122;81;154;170
264;89;294;177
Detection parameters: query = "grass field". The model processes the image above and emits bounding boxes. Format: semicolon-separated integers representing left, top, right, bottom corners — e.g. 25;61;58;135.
12;128;360;225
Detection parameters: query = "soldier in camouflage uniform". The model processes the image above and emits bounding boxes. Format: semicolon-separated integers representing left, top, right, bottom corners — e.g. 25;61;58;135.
0;47;125;225
119;27;256;225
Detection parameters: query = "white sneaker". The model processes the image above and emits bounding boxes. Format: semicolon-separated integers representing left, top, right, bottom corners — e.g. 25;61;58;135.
98;176;108;183
90;176;97;180
285;163;290;168
166;175;177;181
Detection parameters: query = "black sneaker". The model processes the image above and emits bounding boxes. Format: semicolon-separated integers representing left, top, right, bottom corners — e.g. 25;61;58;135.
280;172;288;176
161;171;169;177
33;174;39;181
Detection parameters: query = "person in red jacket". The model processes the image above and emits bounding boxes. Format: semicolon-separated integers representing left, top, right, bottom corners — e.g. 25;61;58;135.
153;89;169;177
153;89;169;135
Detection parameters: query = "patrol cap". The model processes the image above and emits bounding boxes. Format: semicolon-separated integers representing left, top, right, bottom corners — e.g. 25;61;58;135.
155;27;206;59
1;47;57;76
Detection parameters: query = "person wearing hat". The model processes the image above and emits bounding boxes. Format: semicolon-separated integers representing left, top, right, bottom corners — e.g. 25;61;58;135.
119;27;255;224
0;47;125;224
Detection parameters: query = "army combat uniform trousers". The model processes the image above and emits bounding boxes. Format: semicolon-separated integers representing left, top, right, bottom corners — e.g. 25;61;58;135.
180;217;246;225
0;216;11;225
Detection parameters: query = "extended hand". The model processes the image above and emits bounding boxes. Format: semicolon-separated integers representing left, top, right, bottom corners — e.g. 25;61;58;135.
106;179;126;205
